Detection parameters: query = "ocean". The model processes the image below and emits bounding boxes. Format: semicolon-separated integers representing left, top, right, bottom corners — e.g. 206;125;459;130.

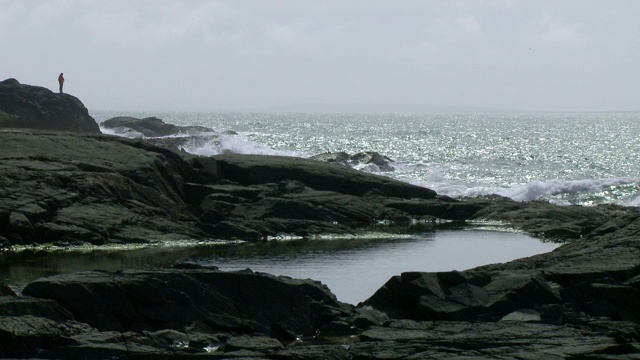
93;111;640;207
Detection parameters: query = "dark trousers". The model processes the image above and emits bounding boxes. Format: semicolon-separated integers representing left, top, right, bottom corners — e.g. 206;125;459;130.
59;83;63;93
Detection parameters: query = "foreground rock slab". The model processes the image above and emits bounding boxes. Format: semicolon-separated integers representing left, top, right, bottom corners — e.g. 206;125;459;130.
1;267;350;358
2;268;640;358
349;319;640;359
0;129;444;246
22;268;350;338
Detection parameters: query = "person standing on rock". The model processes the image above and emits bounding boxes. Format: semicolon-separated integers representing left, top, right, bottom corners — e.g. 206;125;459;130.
58;73;64;93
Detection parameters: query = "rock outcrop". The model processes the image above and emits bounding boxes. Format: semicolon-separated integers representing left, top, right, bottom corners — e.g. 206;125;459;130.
22;267;350;338
1;267;348;358
310;151;396;172
0;78;100;133
0;129;440;246
0;130;201;246
100;116;214;137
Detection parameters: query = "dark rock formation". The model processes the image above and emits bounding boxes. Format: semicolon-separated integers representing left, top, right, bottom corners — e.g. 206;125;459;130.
0;268;348;358
0;78;100;133
0;282;15;297
345;318;639;359
3;257;640;358
22;268;349;338
0;130;440;245
361;270;564;322
311;151;396;172
0;295;73;322
0;130;202;246
208;154;431;199
100;116;214;137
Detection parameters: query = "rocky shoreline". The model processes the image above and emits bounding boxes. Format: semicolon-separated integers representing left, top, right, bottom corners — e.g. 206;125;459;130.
1;79;640;358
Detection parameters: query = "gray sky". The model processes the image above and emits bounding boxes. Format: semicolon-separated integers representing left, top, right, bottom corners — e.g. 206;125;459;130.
2;0;639;112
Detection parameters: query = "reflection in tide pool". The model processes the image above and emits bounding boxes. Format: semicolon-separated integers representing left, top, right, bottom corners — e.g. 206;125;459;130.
0;230;558;305
196;230;558;304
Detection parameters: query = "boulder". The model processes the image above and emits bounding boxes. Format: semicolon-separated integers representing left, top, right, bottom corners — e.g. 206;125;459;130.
584;283;640;322
22;268;351;339
0;316;92;358
383;197;486;221
0;282;15;297
0;78;100;133
0;130;204;245
210;153;435;199
310;151;395;172
0;296;73;322
362;270;565;322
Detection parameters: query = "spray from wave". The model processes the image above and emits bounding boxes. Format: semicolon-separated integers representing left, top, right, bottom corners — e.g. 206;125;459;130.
444;177;637;206
498;178;638;202
180;133;292;157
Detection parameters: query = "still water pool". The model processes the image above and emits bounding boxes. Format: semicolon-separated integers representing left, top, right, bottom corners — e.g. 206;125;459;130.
0;230;558;304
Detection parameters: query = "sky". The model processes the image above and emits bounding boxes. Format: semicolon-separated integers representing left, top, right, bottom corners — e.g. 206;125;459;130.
1;0;639;112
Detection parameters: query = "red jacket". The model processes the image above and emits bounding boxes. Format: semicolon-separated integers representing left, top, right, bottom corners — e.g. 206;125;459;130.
58;74;64;84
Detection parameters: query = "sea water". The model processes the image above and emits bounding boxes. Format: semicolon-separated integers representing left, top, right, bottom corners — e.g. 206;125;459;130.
93;111;640;207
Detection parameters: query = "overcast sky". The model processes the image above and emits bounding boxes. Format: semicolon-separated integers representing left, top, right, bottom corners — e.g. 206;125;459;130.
2;0;639;112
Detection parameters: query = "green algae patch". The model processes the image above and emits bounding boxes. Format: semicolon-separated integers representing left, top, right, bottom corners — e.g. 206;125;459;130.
5;239;243;254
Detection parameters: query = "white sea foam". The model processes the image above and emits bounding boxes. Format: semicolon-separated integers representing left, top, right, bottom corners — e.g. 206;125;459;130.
624;194;640;207
410;174;639;206
99;125;144;138
180;133;291;157
498;177;638;202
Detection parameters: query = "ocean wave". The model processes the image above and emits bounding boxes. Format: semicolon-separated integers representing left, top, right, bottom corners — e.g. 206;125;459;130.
407;171;639;206
498;177;638;203
181;133;291;156
99;125;144;139
626;195;640;207
101;124;294;157
102;124;402;173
